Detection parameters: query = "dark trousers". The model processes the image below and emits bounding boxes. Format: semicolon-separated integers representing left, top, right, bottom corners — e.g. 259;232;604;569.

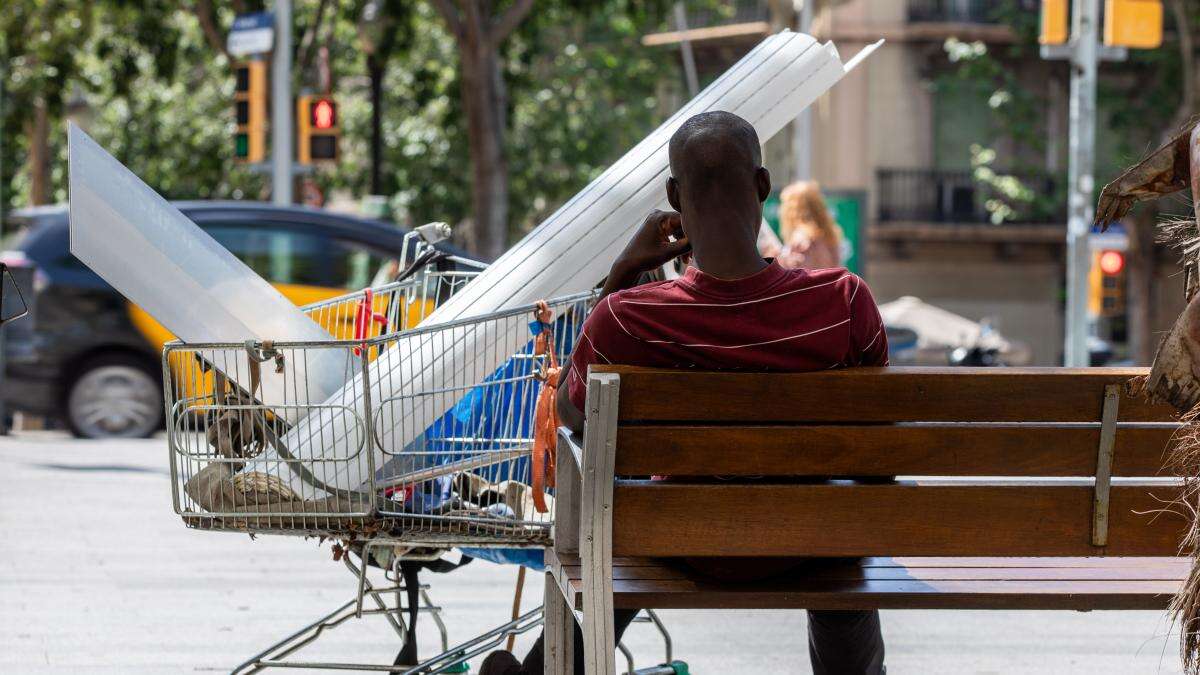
521;608;884;674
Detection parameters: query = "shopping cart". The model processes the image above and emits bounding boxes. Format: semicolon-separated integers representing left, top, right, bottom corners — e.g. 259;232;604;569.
163;230;686;674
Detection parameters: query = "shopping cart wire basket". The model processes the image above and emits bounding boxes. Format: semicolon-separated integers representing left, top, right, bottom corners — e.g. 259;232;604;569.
165;257;595;549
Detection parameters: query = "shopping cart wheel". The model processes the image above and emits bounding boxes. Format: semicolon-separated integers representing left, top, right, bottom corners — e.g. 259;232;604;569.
442;654;470;673
632;661;690;675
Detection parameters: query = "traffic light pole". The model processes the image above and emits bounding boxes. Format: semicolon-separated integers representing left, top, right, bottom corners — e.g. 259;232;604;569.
1063;0;1099;366
272;0;293;205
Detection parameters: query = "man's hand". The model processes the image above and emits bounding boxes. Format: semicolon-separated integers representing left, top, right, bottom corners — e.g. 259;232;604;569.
601;210;691;297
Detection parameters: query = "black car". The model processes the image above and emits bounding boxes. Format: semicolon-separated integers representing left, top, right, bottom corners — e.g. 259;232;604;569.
0;201;455;439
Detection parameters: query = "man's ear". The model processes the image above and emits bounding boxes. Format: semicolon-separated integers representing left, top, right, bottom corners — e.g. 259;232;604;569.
756;167;772;202
666;176;681;211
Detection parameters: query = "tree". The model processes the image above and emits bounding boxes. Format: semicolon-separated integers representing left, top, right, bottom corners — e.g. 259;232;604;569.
2;1;100;206
357;0;413;196
939;1;1200;364
2;0;671;256
426;0;533;259
325;1;668;243
420;0;669;258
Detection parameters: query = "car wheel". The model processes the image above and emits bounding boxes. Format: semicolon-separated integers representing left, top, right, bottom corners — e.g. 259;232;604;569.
66;354;163;439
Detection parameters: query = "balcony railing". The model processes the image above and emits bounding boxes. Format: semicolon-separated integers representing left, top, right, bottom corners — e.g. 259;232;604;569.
876;168;1063;225
907;0;1035;24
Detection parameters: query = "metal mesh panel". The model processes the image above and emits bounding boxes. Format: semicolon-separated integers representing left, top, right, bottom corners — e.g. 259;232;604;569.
165;258;595;548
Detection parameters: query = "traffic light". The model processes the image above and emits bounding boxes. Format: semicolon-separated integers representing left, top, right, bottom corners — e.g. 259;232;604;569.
1040;0;1068;45
297;95;339;165
234;61;267;164
1104;0;1163;49
1089;250;1127;318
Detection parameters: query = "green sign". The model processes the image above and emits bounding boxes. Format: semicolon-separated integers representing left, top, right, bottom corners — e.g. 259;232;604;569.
825;191;863;275
763;192;782;237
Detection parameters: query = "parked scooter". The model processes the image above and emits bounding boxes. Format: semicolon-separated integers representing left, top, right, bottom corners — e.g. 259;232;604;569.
948;319;1005;367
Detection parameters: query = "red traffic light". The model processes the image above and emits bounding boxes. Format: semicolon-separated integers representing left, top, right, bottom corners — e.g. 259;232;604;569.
312;99;336;129
1099;250;1125;275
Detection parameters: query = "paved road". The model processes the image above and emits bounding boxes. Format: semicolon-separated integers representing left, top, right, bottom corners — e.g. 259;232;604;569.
0;433;1186;674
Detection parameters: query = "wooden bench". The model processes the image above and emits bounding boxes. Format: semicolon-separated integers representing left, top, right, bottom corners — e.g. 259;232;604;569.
543;366;1189;674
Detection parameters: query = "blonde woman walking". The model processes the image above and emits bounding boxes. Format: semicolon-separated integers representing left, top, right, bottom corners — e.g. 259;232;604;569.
775;180;842;270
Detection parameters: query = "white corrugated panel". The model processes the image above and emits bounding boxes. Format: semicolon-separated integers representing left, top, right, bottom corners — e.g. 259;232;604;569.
263;31;883;495
67;125;348;422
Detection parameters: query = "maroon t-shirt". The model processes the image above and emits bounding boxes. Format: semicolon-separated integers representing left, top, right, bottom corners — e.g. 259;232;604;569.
567;260;889;581
568;260;889;410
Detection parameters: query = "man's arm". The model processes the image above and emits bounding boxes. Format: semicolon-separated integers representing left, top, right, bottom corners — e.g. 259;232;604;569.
556;366;585;434
848;275;889;367
555;210;691;433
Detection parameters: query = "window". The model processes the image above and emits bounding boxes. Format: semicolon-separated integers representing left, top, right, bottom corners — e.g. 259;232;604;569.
326;237;389;290
205;223;390;290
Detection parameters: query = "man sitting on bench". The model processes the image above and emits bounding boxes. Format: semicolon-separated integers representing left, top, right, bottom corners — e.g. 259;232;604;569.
481;111;889;675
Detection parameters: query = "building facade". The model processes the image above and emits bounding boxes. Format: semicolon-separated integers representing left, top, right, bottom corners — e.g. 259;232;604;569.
645;0;1185;365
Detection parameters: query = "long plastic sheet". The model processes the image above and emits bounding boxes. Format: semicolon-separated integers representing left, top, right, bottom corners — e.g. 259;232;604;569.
67;125;348;421
264;31;882;495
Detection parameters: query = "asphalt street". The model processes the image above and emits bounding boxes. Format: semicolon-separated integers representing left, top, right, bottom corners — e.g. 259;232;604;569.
0;432;1186;674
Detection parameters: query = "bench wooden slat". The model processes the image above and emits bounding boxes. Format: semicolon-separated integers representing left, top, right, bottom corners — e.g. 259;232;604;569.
866;556;1185;568
559;552;1180;566
564;553;1189;570
614;424;1176;476
556;563;1188;581
611;483;1186;557
547;551;1186;611
600;578;1181;610
594;366;1176;423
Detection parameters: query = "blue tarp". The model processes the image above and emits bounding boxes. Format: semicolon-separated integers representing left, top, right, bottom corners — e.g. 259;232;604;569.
389;313;581;570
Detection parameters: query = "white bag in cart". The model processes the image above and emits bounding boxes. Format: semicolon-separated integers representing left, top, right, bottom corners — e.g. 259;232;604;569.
67;125;349;422
260;31;883;497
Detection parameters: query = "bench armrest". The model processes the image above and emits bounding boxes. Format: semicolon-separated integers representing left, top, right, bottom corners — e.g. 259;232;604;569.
554;426;584;555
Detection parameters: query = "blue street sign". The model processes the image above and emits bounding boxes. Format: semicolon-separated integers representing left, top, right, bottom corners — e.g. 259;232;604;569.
228;12;275;57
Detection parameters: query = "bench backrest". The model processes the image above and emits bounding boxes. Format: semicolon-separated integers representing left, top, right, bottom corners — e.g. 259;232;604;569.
575;366;1185;559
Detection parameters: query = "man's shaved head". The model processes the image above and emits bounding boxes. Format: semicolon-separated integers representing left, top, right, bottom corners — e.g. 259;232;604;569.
663;110;771;278
668;111;762;195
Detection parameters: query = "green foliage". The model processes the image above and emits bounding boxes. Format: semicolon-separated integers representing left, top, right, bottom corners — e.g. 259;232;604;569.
325;2;467;225
328;1;670;236
936;0;1197;223
80;6;266;201
504;2;669;230
2;0;671;242
936;35;1058;224
2;1;264;212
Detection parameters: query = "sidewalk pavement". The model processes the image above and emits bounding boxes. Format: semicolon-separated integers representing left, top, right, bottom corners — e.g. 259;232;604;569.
0;432;1184;674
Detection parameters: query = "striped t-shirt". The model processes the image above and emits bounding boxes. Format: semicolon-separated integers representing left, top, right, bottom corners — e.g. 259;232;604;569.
567;260;888;410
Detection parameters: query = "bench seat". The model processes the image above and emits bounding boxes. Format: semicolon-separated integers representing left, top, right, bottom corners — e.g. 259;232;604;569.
544;367;1189;673
547;550;1187;611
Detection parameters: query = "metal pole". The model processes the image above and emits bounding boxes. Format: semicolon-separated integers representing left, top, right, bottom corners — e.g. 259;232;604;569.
1064;0;1098;367
673;3;699;97
272;0;293;205
792;0;814;181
